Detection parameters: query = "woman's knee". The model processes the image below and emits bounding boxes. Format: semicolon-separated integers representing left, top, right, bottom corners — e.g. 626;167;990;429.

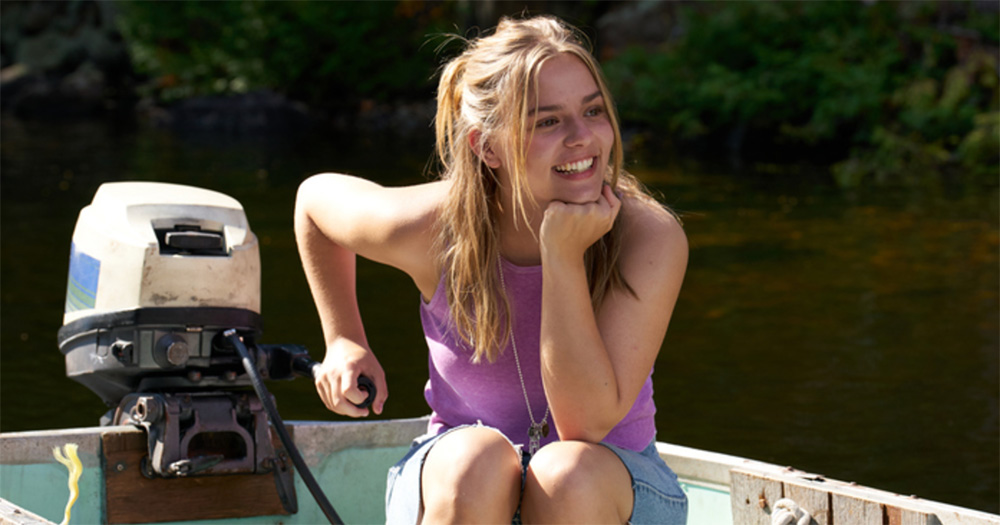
522;441;633;524
421;427;522;523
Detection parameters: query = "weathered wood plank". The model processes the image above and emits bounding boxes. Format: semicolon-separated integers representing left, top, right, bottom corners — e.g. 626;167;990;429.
785;480;830;525
902;507;939;525
832;492;882;525
731;464;964;525
731;469;784;525
101;429;292;524
664;441;998;525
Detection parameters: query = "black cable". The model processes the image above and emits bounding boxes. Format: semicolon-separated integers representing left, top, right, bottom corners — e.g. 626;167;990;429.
223;329;344;525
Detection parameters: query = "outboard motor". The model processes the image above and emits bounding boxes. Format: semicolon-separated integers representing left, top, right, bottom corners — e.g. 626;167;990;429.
57;182;310;487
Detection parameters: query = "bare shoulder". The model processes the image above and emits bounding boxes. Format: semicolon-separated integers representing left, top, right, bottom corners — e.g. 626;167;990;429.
620;196;688;264
621;198;688;295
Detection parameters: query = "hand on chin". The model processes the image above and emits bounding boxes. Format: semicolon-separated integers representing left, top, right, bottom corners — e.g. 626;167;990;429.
540;184;621;261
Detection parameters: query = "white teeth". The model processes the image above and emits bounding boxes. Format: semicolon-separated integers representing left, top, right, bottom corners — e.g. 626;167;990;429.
554;157;594;174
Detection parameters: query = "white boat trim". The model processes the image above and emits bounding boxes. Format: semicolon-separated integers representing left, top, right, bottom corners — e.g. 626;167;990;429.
658;441;1000;525
0;497;53;525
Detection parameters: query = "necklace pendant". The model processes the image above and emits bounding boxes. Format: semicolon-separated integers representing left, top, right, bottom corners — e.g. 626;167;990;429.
541;421;549;438
528;423;546;455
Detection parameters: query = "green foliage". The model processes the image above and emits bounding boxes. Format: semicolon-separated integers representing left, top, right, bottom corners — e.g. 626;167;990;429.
116;1;453;108
834;48;999;186
603;1;999;185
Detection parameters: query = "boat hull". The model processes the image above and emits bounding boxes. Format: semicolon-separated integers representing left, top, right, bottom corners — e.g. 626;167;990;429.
2;418;997;525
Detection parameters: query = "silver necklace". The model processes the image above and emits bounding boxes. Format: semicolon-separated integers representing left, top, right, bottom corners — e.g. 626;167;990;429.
497;257;550;455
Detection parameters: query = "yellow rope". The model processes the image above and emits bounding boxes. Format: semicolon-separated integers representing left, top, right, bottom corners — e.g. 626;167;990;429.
52;443;82;525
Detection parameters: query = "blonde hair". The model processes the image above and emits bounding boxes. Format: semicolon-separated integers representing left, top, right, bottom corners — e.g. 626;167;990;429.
435;15;656;363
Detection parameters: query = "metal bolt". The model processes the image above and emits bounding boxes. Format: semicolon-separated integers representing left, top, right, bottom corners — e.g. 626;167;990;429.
115;462;126;472
224;371;237;382
187;370;203;382
165;340;190;366
133;396;163;423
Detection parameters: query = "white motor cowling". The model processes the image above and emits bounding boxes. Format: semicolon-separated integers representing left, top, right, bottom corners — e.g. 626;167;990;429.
63;181;260;322
58;182;263;408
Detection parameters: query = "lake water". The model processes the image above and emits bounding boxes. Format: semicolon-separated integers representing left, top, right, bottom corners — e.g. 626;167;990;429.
1;117;997;513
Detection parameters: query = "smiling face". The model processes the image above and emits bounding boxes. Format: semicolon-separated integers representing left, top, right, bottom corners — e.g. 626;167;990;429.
493;52;615;218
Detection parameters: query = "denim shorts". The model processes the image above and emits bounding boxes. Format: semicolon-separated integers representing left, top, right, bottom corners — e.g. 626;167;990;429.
384;424;688;524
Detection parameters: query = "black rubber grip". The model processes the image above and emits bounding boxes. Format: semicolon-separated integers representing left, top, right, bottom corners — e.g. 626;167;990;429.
355;375;376;409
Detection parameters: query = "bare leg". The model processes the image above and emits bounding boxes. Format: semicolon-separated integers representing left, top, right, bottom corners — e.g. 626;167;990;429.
419;427;522;524
521;441;633;524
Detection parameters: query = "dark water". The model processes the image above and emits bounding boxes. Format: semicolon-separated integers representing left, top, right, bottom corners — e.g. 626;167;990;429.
1;118;997;513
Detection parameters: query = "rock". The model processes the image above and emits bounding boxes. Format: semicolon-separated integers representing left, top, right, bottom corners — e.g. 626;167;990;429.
595;1;680;59
1;0;135;119
78;24;129;74
0;63;29;84
19;1;62;36
60;61;106;103
15;30;86;75
4;61;106;118
353;99;435;136
155;90;313;135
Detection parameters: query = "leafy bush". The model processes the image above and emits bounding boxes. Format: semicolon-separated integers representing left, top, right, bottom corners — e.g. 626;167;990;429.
603;1;999;184
116;1;454;109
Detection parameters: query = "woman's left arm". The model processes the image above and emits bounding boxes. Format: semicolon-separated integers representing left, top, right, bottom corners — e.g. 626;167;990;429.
539;186;688;442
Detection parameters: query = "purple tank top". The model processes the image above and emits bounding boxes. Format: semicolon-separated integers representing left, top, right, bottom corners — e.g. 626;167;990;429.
420;257;657;452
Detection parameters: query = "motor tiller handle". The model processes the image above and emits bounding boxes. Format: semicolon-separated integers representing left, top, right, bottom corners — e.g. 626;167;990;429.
291;355;377;410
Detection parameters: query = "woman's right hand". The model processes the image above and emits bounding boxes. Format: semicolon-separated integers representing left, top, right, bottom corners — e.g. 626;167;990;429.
296;174;446;419
314;337;387;417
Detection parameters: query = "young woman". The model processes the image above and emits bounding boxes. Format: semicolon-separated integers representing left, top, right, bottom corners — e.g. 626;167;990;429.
295;15;688;524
